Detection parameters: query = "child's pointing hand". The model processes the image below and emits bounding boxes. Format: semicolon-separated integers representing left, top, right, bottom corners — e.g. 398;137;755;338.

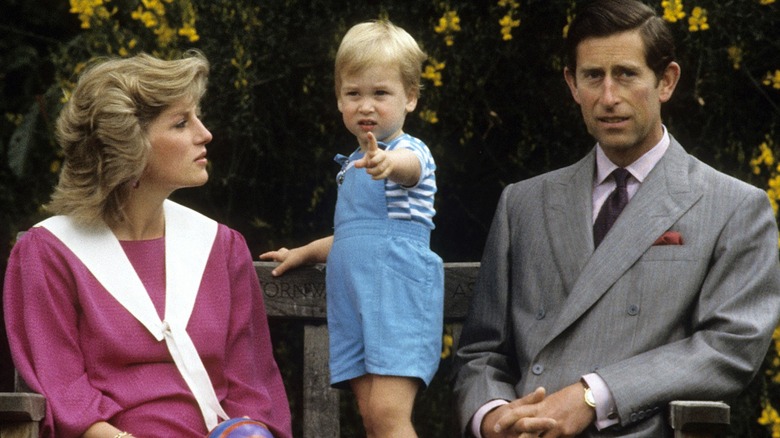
354;132;393;180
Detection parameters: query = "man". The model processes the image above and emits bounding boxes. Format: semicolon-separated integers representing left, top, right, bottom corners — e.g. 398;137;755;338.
452;1;780;437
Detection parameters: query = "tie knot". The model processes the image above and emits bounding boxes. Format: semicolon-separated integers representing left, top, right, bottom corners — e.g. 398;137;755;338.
612;168;630;189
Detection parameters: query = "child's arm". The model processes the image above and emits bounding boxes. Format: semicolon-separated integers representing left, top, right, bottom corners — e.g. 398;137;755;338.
258;235;333;276
354;132;421;187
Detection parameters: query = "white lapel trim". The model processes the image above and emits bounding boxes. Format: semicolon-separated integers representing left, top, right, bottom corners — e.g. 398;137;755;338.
37;200;229;431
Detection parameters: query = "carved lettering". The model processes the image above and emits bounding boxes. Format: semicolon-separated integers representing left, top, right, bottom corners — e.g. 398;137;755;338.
262;281;327;299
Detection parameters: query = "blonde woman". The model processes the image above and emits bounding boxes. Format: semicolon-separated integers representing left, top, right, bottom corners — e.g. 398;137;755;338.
4;51;292;438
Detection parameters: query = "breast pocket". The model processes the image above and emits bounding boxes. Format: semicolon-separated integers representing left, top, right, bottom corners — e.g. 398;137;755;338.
640;244;698;261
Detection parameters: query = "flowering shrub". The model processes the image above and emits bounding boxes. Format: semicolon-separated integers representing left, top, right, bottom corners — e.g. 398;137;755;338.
1;0;778;435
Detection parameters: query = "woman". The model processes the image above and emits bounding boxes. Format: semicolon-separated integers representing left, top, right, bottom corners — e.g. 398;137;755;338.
3;51;292;438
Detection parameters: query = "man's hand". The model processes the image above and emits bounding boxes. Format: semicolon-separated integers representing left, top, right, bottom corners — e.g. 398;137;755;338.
482;387;556;438
484;382;596;438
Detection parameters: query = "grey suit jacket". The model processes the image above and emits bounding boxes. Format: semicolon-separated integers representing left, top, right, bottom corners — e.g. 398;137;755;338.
453;137;780;437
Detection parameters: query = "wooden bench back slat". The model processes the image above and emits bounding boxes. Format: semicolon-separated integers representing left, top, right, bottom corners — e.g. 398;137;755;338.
256;261;479;321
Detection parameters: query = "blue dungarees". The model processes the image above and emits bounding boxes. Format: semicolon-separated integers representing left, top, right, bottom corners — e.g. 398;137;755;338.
326;147;444;388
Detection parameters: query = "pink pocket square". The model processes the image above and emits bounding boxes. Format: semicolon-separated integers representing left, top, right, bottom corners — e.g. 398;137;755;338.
653;231;684;245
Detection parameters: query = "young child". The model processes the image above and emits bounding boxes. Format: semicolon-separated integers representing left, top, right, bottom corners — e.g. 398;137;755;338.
260;20;444;437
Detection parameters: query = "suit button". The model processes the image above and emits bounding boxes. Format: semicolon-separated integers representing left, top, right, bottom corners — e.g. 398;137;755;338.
535;308;546;320
532;364;544;375
627;304;640;315
629;413;638;422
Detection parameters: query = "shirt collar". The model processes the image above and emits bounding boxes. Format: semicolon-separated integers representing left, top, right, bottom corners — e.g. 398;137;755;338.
595;126;670;186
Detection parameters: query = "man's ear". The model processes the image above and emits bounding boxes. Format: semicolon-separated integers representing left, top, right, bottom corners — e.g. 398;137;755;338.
564;67;581;104
658;61;681;103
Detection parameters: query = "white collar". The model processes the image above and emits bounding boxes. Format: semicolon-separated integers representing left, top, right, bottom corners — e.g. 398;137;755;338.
38;200;228;430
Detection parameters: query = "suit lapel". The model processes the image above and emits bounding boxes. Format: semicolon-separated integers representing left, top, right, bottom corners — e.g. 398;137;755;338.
544;150;596;293
543;138;702;345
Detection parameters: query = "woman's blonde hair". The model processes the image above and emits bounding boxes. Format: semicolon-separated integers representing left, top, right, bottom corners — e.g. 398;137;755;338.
334;20;427;98
47;50;209;226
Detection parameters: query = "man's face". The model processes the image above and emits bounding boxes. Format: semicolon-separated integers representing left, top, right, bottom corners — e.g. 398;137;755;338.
564;30;679;166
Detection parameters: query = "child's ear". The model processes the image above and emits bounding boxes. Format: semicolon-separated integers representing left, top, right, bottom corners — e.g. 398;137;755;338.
405;90;418;113
337;98;344;113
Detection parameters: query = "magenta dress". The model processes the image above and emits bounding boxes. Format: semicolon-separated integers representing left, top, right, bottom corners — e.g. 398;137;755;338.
3;225;292;438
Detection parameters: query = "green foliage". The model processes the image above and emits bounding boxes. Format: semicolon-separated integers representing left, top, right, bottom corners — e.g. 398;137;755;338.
2;0;779;435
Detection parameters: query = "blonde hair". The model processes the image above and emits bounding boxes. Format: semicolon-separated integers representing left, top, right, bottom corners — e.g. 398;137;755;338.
334;20;427;98
47;50;209;226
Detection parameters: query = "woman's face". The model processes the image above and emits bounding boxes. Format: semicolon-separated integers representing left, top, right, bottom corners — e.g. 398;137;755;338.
143;100;213;193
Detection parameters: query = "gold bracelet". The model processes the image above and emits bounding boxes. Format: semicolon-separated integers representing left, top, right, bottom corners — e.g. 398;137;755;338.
114;432;130;438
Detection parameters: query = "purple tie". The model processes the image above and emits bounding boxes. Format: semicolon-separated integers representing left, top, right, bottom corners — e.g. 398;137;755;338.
593;168;630;248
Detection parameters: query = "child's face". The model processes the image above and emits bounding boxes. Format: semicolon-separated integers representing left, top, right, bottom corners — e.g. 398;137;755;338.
337;64;417;149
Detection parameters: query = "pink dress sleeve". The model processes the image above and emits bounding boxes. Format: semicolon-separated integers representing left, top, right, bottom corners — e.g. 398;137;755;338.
216;228;293;438
3;228;124;437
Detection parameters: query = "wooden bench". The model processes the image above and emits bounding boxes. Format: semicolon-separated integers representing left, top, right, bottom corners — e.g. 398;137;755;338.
257;261;730;438
0;261;730;437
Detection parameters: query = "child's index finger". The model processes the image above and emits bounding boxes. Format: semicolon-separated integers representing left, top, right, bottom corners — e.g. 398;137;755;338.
366;132;379;154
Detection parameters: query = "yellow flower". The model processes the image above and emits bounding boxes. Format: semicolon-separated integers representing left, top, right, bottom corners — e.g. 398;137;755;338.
688;7;709;32
178;0;200;43
178;24;199;42
50;160;61;174
421;60;445;87
764;70;780;90
499;14;521;41
419;109;439;124
434;10;461;34
727;45;742;70
440;331;453;358
132;7;159;28
434;10;461;46
497;0;521;41
69;0;113;29
761;0;775;4
661;0;686;23
5;113;23;126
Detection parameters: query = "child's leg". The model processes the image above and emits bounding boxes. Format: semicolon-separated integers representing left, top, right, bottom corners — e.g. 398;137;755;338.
350;374;420;438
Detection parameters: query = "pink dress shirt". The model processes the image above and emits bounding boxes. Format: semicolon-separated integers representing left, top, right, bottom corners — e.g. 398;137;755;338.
3;224;292;438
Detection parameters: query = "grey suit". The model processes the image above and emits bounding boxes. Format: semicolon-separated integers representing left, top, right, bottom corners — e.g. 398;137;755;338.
453;137;780;436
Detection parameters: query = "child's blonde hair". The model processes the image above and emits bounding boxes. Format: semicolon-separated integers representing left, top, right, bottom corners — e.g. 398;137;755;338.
334;20;427;98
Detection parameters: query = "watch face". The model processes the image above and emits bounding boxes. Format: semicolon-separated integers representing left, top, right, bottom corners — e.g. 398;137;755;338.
585;388;596;408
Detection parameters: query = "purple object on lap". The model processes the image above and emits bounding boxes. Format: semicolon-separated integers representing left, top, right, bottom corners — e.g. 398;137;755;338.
207;418;274;438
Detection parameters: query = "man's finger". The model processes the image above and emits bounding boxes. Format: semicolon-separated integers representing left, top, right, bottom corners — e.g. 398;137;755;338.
494;388;548;433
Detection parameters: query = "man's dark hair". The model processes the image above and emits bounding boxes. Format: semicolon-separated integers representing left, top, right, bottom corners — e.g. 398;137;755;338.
565;0;676;80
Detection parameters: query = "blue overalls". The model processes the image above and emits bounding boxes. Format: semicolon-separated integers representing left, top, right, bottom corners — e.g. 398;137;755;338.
326;147;444;388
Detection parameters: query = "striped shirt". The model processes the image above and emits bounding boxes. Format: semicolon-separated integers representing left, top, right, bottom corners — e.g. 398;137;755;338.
335;133;437;229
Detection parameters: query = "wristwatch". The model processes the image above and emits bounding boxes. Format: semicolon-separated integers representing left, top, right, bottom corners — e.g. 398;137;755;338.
583;384;597;409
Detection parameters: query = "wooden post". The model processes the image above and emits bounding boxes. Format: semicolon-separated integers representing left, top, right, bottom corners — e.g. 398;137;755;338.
0;392;45;438
303;324;339;438
669;400;730;438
